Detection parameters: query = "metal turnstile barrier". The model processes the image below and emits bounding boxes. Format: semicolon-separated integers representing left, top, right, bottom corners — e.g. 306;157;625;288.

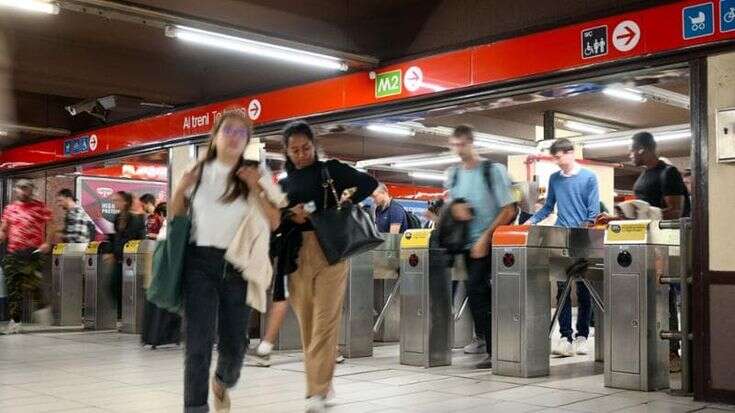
121;240;155;334
604;219;685;391
51;243;87;326
399;229;452;368
373;234;401;342
259;289;302;350
451;255;474;349
491;226;605;378
83;241;117;330
339;250;374;358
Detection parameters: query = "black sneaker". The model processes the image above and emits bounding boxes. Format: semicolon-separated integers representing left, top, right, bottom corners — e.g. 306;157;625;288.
476;355;493;369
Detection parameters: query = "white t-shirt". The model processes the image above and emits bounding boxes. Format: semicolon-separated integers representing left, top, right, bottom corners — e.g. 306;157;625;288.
189;160;249;249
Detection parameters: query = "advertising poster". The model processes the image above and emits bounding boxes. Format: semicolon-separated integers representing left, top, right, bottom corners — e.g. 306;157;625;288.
76;177;167;237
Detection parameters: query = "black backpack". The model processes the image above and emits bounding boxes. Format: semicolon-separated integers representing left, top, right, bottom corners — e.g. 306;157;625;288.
448;160;495;195
405;210;423;229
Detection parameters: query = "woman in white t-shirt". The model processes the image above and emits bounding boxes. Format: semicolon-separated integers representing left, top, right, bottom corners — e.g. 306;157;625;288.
170;110;280;413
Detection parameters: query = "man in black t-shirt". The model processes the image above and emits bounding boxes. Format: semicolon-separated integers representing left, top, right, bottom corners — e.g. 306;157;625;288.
629;131;687;373
630;132;689;219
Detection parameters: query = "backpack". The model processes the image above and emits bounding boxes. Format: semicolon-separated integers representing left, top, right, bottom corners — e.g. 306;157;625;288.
448;159;495;195
405;210;423;229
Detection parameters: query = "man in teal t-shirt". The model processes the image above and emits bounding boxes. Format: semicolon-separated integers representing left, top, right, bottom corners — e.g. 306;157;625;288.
445;125;516;369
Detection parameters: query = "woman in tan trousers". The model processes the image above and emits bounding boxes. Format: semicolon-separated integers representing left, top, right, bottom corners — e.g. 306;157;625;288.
277;121;377;413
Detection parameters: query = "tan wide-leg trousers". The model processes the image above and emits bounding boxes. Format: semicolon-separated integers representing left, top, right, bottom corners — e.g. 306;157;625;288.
288;231;348;397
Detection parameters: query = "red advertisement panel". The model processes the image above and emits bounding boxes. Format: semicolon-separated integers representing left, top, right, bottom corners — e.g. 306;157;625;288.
76;177;167;237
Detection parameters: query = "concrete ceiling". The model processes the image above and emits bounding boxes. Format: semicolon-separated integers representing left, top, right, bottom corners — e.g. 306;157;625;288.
0;0;679;148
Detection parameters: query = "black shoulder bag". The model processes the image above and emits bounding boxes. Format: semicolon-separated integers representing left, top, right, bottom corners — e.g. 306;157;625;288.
309;165;384;265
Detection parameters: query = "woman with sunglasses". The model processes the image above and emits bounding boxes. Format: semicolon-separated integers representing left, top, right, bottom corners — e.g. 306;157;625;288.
170;110;280;413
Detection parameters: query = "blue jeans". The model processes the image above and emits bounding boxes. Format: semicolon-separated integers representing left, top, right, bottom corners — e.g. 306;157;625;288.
556;281;591;341
183;246;251;413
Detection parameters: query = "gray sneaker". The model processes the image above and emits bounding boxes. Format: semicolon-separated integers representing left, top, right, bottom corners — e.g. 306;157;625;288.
250;352;272;367
463;337;486;354
476;355;493;369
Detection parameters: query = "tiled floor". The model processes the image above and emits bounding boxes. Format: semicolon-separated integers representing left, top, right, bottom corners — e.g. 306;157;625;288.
0;331;731;413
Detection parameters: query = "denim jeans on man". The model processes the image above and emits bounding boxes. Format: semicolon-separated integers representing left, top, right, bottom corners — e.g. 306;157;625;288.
556;281;592;341
183;245;251;413
464;252;492;354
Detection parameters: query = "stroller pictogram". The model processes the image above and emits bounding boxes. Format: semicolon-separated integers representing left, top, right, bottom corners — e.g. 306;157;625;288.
689;11;707;31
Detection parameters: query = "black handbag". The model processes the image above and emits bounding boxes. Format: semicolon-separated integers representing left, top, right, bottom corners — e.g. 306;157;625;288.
309;165;384;265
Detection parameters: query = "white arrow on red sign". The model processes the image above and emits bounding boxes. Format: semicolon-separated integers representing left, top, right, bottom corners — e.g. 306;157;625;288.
248;99;261;120
612;20;640;52
404;66;423;92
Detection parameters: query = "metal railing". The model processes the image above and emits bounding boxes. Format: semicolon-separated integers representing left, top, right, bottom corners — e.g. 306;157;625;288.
657;218;693;396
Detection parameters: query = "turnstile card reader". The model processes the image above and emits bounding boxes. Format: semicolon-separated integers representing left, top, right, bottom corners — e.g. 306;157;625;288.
491;225;605;378
51;243;87;326
83;241;116;330
121;240;155;334
399;229;452;368
604;220;676;391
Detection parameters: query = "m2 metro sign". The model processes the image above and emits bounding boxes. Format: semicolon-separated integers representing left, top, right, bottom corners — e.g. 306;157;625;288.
2;0;734;169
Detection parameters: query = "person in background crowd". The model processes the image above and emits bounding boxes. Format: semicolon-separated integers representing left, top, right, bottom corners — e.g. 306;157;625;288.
683;169;693;205
140;193;156;215
171;110;281;413
0;179;53;332
372;183;407;234
55;189;95;243
146;202;166;239
105;191;146;319
630;133;689;220
444;125;516;369
276;120;377;413
628;132;689;372
424;199;444;229
528;138;600;357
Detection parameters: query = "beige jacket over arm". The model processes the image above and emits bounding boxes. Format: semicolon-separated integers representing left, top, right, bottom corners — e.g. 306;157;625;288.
224;172;287;313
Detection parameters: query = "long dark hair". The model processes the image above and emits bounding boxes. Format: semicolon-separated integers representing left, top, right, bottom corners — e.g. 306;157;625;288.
200;109;253;202
282;120;319;173
115;191;133;213
115;191;133;231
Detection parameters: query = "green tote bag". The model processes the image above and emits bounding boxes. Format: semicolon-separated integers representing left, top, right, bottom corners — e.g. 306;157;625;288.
146;165;202;314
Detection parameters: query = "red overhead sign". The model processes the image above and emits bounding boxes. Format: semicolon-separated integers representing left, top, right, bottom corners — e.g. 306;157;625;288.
2;0;734;170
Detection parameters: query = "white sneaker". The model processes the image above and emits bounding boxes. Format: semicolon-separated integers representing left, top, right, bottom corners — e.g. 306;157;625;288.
305;396;326;413
3;320;21;334
33;307;53;326
463;337;486;354
552;338;573;357
574;337;589;355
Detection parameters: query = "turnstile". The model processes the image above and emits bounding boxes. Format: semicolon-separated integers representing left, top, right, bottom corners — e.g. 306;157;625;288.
491;226;605;378
451;255;474;349
83;241;117;330
604;220;677;391
339;250;374;358
399;229;452;368
260;273;302;350
51;243;87;326
373;234;401;342
121;239;155;334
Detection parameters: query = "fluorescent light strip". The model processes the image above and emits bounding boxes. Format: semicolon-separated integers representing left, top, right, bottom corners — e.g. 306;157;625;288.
393;155;461;169
366;124;415;137
0;0;59;14
602;87;647;102
473;139;538;154
584;131;691;149
564;120;610;135
410;172;446;182
167;25;348;71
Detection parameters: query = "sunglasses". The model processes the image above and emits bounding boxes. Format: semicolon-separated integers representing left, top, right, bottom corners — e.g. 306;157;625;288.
221;126;250;139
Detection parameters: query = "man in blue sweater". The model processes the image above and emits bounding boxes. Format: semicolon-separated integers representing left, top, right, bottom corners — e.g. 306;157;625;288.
529;138;600;357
